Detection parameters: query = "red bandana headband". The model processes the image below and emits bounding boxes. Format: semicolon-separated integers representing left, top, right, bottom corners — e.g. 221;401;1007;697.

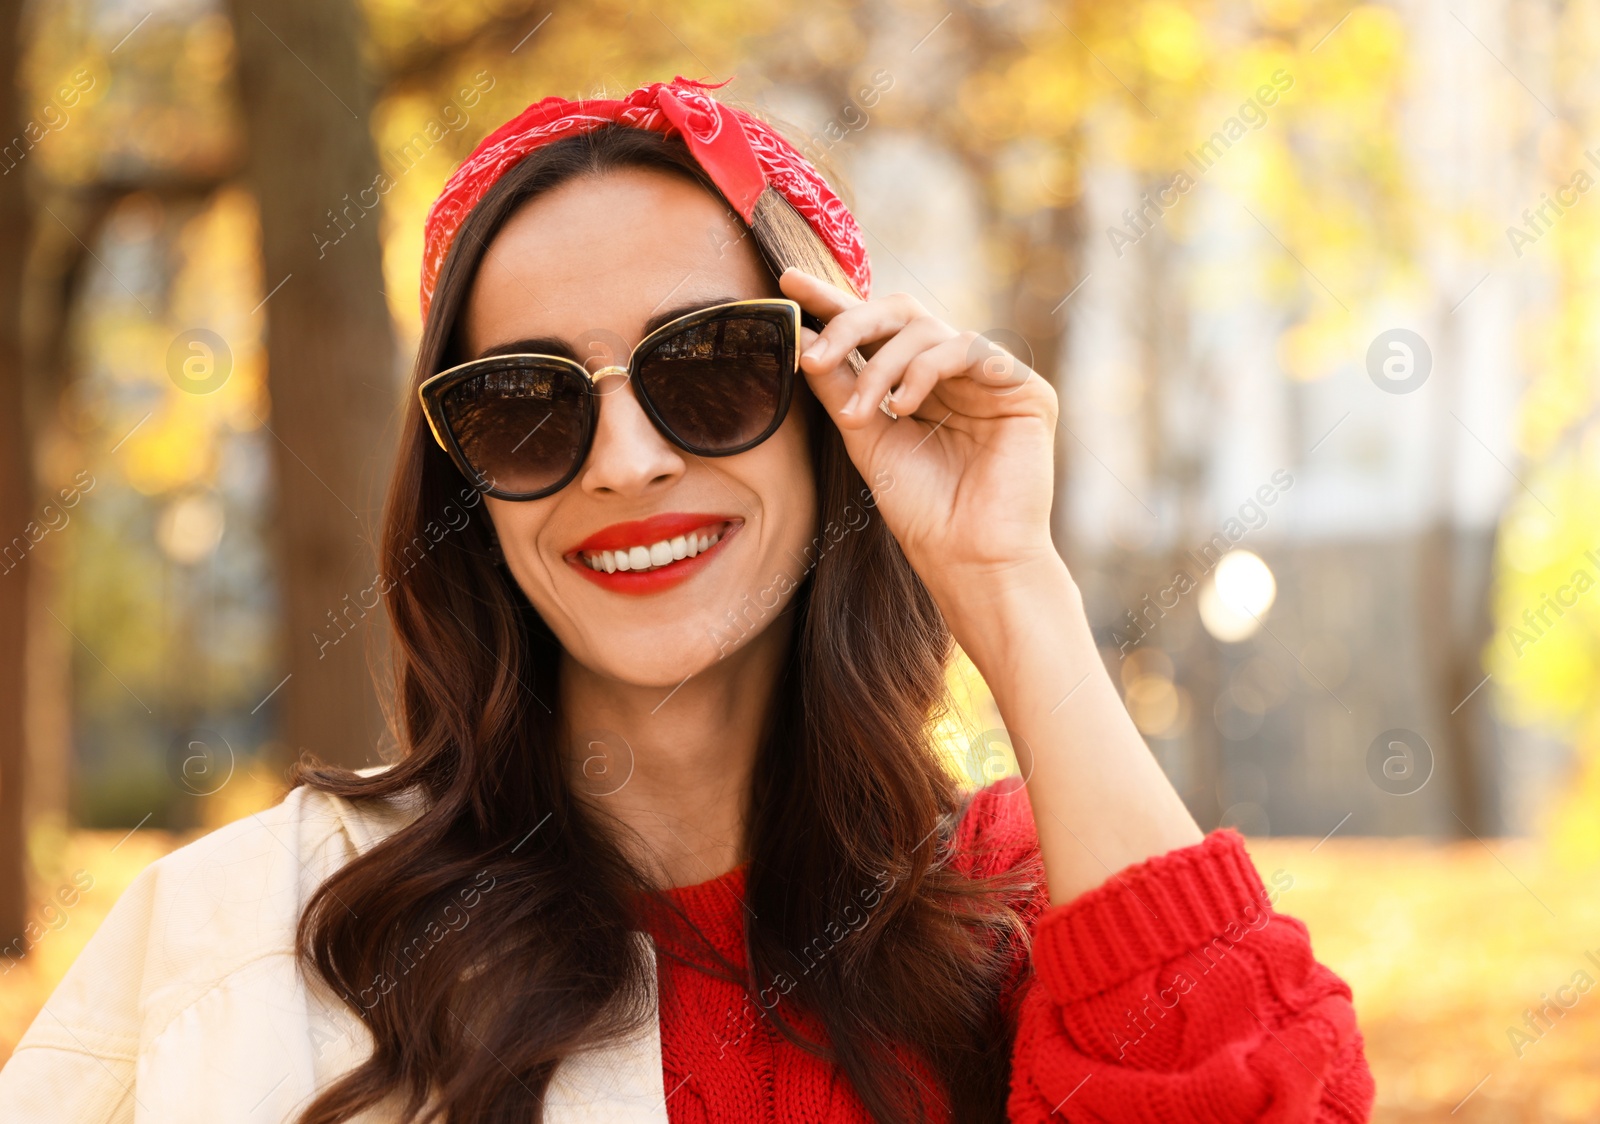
418;76;873;321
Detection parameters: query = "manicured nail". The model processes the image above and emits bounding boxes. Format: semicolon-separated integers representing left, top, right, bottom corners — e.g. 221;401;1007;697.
840;392;860;416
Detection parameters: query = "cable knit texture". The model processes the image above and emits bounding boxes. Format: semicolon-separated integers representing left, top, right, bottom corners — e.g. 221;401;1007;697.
644;777;1374;1122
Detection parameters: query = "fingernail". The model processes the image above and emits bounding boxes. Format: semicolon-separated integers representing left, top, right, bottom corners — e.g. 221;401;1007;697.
840;392;859;416
802;342;825;362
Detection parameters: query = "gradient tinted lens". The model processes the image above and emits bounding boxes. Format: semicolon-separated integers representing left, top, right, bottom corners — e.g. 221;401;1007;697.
635;312;787;452
439;359;589;495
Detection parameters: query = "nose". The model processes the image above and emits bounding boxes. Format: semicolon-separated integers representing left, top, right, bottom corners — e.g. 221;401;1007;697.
576;370;686;497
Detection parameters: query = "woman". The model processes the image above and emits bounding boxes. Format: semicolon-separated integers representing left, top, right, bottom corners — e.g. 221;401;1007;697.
0;77;1373;1122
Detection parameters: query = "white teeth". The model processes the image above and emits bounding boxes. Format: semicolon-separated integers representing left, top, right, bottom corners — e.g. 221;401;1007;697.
579;524;728;574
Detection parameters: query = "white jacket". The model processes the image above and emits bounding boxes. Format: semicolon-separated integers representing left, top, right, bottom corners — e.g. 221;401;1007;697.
0;778;669;1123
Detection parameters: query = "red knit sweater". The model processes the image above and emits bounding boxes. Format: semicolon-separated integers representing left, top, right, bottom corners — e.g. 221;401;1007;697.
644;779;1374;1122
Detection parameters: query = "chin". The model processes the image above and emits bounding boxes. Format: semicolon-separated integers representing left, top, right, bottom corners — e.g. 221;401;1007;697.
562;580;794;686
574;629;725;688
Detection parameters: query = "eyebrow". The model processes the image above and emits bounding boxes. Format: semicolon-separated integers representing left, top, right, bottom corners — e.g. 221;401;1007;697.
476;296;747;362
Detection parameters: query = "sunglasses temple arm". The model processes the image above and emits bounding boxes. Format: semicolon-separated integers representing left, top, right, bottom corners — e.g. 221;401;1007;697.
838;347;899;420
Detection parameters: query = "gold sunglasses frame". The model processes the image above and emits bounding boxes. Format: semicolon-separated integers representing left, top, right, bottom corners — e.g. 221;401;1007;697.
417;298;803;501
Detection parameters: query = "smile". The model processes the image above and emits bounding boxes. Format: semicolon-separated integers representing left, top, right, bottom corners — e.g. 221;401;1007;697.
565;514;743;595
578;520;730;574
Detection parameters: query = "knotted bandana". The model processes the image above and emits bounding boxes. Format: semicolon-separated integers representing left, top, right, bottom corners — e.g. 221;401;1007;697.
418;76;872;321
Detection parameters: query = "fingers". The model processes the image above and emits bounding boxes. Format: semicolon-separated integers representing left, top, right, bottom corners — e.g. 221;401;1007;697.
847;315;958;422
784;270;928;376
795;324;866;422
800;295;929;375
885;332;1033;418
784;267;1036;428
778;267;861;319
964;332;1031;393
884;333;978;417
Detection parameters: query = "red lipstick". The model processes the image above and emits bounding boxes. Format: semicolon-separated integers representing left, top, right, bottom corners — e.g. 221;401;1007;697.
572;513;733;553
565;513;743;596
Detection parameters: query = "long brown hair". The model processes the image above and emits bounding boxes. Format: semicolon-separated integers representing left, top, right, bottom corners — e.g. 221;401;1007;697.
292;123;1040;1124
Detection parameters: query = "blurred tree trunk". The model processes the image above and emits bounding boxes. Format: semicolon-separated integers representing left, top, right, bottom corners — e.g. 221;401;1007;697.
1419;523;1491;835
18;191;110;847
1419;305;1491;836
226;0;396;771
0;0;32;945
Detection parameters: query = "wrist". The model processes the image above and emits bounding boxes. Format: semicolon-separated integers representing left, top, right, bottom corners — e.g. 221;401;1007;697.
933;552;1088;670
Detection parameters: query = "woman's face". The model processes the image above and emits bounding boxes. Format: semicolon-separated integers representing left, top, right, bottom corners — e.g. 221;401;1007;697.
459;167;818;688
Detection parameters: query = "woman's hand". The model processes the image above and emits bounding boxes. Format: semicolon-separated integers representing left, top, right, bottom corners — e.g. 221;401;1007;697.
779;267;1062;604
783;268;1203;903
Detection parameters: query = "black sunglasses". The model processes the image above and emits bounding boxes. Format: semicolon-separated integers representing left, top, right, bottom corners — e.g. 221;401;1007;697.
419;298;810;501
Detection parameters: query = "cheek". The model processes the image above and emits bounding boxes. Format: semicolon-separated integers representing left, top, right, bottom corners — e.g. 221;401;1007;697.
484;497;560;599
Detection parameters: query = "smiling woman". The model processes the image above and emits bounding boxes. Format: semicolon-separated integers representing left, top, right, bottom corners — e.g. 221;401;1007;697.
445;166;822;694
0;77;1374;1123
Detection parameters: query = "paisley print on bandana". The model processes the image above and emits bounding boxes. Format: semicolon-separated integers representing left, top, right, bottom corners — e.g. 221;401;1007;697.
418;76;872;320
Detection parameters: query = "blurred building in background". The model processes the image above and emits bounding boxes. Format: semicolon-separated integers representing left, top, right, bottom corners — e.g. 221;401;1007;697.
797;0;1580;839
1052;17;1528;839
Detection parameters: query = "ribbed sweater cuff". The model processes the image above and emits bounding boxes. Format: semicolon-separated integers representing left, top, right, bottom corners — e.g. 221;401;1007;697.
1031;828;1272;1005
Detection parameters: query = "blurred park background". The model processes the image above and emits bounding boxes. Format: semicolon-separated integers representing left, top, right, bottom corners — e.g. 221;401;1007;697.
2;0;1599;1118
